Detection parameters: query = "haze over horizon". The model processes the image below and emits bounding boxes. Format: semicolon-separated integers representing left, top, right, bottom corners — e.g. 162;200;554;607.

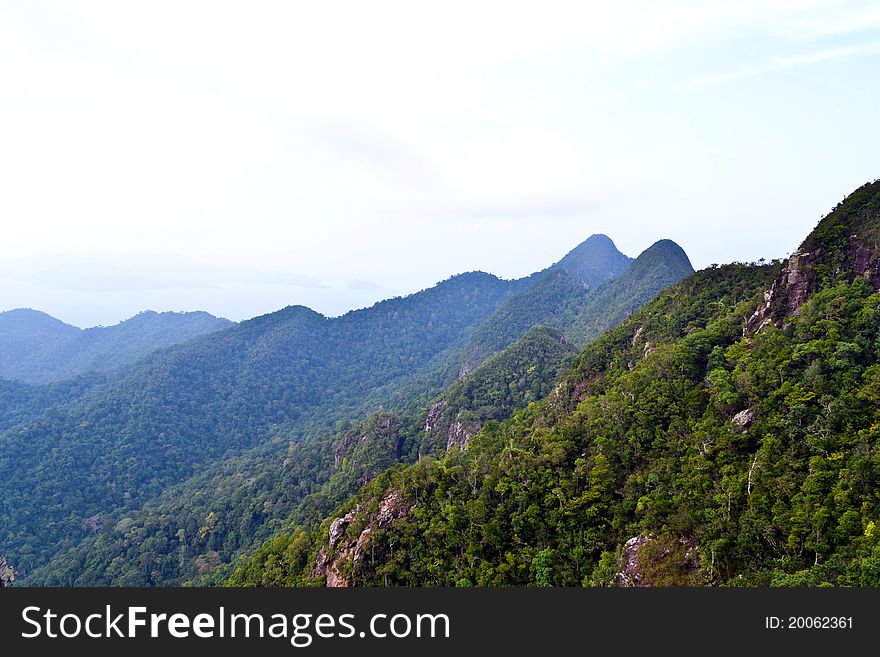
2;1;879;327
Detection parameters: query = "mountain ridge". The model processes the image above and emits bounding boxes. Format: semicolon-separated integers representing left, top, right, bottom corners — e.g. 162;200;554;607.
0;308;233;384
227;179;880;588
7;231;693;585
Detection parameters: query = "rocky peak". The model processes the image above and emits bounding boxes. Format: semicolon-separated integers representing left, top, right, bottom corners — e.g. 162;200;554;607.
747;180;880;333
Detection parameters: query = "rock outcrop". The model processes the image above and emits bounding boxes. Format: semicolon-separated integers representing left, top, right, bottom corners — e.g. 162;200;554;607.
745;249;814;333
617;535;705;587
0;557;15;587
424;400;482;450
747;180;880;334
732;408;755;432
311;490;414;587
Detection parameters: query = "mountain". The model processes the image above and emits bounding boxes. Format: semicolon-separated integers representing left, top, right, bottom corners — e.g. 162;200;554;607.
10;233;692;585
28;325;578;586
457;236;690;373
1;233;692;584
0;375;104;431
0;309;233;384
0;272;518;574
564;238;695;344
550;233;633;288
228;179;880;588
457;270;590;373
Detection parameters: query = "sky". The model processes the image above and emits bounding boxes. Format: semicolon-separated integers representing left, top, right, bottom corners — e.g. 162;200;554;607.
1;1;879;327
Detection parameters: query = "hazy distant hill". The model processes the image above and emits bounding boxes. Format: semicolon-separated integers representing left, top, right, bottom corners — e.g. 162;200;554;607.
0;309;233;384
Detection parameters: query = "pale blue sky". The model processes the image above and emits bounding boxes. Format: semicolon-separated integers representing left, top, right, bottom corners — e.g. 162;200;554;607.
1;1;879;326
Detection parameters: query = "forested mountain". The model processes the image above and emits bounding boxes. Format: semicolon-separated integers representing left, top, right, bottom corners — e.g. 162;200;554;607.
563;239;695;345
7;236;696;584
0;309;232;384
548;233;633;288
228;180;880;588
27;324;578;585
0;272;518;575
0;375;105;431
1;232;693;584
457;236;691;373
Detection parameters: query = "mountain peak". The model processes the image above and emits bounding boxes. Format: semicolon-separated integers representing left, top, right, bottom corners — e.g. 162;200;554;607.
630;239;694;276
552;234;632;288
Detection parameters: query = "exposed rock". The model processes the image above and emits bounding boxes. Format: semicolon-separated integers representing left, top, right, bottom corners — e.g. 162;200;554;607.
746;190;880;336
446;419;481;450
424;400;481;450
732;408;754;432
617;535;705;587
746;250;812;334
327;507;360;549
643;341;655;358
83;513;103;533
849;230;880;289
423;400;449;434
312;490;414;587
0;557;15;587
376;490;409;525
631;325;645;346
619;535;652;587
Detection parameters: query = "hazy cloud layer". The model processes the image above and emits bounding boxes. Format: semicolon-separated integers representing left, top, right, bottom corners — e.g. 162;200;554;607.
1;1;879;325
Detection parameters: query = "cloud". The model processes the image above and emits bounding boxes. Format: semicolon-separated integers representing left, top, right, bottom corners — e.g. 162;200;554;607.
347;278;380;290
313;123;429;186
2;255;327;292
681;40;880;89
778;5;880;38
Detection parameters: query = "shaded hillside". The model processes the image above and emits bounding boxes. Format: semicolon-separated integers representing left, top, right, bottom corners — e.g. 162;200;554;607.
459;271;590;373
0;309;232;384
28;323;578;585
0;272;516;574
0;375;105;431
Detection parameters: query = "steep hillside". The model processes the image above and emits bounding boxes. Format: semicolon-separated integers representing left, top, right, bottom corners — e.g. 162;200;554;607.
458;271;589;373
563;239;694;345
0;272;516;575
28;323;578;585
748;180;880;331
228;262;776;586
230;180;880;588
0;309;232;384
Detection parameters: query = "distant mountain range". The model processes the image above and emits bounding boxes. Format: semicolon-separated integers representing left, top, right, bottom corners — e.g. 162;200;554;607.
0;309;232;384
0;232;694;585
